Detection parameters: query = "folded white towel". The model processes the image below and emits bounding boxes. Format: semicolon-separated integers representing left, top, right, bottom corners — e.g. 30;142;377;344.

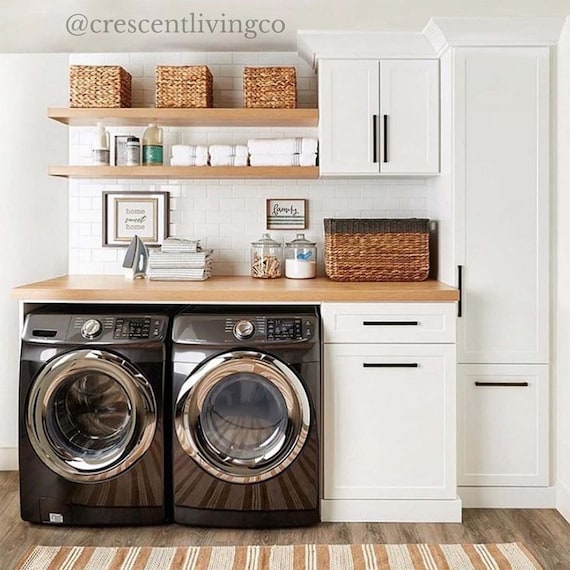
209;144;248;157
170;156;209;167
249;153;317;167
210;155;248;167
171;144;209;158
149;250;213;269
247;137;318;155
161;237;200;253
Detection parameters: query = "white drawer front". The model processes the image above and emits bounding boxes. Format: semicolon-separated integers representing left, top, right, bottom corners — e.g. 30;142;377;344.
322;302;456;343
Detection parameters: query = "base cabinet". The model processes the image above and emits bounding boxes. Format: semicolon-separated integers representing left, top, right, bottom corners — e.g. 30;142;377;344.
323;343;456;500
457;364;549;487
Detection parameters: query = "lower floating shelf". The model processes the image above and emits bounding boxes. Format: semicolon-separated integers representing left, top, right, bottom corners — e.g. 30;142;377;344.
48;165;320;180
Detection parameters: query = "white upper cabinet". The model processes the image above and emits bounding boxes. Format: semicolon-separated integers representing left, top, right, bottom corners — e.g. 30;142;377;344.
455;48;549;364
379;60;440;174
319;59;440;176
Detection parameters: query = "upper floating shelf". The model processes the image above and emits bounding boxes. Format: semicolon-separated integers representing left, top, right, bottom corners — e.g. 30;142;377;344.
47;107;319;128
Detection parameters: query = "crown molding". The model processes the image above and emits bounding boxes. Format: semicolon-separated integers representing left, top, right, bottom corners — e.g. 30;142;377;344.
424;17;566;55
298;18;567;67
297;30;438;69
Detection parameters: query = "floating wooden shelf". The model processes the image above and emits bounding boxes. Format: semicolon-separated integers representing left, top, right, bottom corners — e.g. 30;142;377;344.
48;107;319;127
48;165;320;180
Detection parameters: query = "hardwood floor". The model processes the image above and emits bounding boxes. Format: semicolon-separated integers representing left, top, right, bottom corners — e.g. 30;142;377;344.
1;470;569;570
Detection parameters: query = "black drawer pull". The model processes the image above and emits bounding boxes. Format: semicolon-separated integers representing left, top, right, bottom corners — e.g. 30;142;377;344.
474;381;529;387
363;363;419;368
362;321;419;326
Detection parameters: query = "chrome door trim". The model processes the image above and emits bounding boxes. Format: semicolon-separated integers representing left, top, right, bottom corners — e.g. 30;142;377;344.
175;350;311;484
26;349;157;482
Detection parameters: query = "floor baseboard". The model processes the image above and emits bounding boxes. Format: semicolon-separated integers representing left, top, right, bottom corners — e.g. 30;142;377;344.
556;481;570;523
459;486;556;508
0;448;18;471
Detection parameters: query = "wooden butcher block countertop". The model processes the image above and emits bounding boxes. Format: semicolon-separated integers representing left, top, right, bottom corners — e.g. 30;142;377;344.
12;275;459;303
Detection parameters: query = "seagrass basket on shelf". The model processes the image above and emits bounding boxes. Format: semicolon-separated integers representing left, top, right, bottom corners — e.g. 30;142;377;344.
324;218;430;282
69;65;132;108
155;65;213;108
243;66;297;108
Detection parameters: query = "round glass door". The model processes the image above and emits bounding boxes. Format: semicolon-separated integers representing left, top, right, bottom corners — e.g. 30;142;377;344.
175;350;311;484
27;349;157;482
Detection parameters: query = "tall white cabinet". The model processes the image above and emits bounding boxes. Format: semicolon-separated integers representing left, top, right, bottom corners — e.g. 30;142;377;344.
453;47;550;490
319;59;439;175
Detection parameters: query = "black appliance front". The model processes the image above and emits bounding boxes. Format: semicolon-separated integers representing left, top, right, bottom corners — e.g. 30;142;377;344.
18;311;169;526
171;306;320;528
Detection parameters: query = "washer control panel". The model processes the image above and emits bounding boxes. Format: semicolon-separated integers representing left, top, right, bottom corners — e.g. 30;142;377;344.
267;318;304;341
221;315;315;343
69;315;167;343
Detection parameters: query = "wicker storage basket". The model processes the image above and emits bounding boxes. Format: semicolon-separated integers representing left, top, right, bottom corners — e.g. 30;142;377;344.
156;65;213;108
324;218;430;282
243;66;297;108
69;65;132;108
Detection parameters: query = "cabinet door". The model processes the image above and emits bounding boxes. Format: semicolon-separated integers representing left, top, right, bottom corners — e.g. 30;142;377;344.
319;59;379;175
457;364;548;487
324;344;456;500
455;48;549;364
379;60;440;174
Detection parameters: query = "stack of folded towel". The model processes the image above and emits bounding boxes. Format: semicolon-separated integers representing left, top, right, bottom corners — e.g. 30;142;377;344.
170;145;209;166
247;137;318;167
148;237;213;281
209;144;248;167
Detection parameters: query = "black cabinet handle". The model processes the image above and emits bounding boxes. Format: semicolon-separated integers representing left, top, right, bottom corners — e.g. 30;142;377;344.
474;381;529;387
383;114;389;163
362;321;419;326
363;363;419;368
457;265;463;318
372;114;379;163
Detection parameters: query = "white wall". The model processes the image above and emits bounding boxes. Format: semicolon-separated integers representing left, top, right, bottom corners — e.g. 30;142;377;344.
1;1;570;53
0;54;69;469
68;51;430;276
556;18;570;522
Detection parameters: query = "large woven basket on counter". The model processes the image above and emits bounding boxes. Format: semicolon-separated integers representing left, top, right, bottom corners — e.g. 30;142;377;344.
69;65;132;108
324;218;430;282
156;65;213;108
243;66;297;108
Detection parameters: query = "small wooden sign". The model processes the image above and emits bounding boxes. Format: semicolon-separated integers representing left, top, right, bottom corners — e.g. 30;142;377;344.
266;199;307;230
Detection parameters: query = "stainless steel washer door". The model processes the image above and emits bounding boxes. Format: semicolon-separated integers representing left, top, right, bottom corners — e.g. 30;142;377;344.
175;350;311;484
27;349;157;482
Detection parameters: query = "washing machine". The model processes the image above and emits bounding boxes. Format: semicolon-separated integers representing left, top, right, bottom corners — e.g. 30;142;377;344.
19;308;169;525
171;306;320;528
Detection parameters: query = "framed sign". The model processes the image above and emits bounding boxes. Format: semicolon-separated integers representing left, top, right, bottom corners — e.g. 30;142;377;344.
266;199;307;230
102;191;169;247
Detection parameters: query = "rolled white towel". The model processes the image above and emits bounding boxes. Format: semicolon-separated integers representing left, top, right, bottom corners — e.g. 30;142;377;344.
170;156;209;167
210;155;248;167
171;144;209;159
209;144;248;157
249;153;317;167
247;137;318;155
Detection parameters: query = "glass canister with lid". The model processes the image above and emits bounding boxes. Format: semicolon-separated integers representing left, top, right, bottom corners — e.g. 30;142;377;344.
250;233;283;279
285;233;317;279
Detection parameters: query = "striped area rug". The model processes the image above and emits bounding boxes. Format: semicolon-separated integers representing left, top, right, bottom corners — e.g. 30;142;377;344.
15;543;542;570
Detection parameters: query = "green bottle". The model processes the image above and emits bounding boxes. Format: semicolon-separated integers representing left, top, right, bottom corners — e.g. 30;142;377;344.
142;123;163;165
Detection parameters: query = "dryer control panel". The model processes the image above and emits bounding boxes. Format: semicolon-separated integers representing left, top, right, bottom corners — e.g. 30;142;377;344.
173;312;318;346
